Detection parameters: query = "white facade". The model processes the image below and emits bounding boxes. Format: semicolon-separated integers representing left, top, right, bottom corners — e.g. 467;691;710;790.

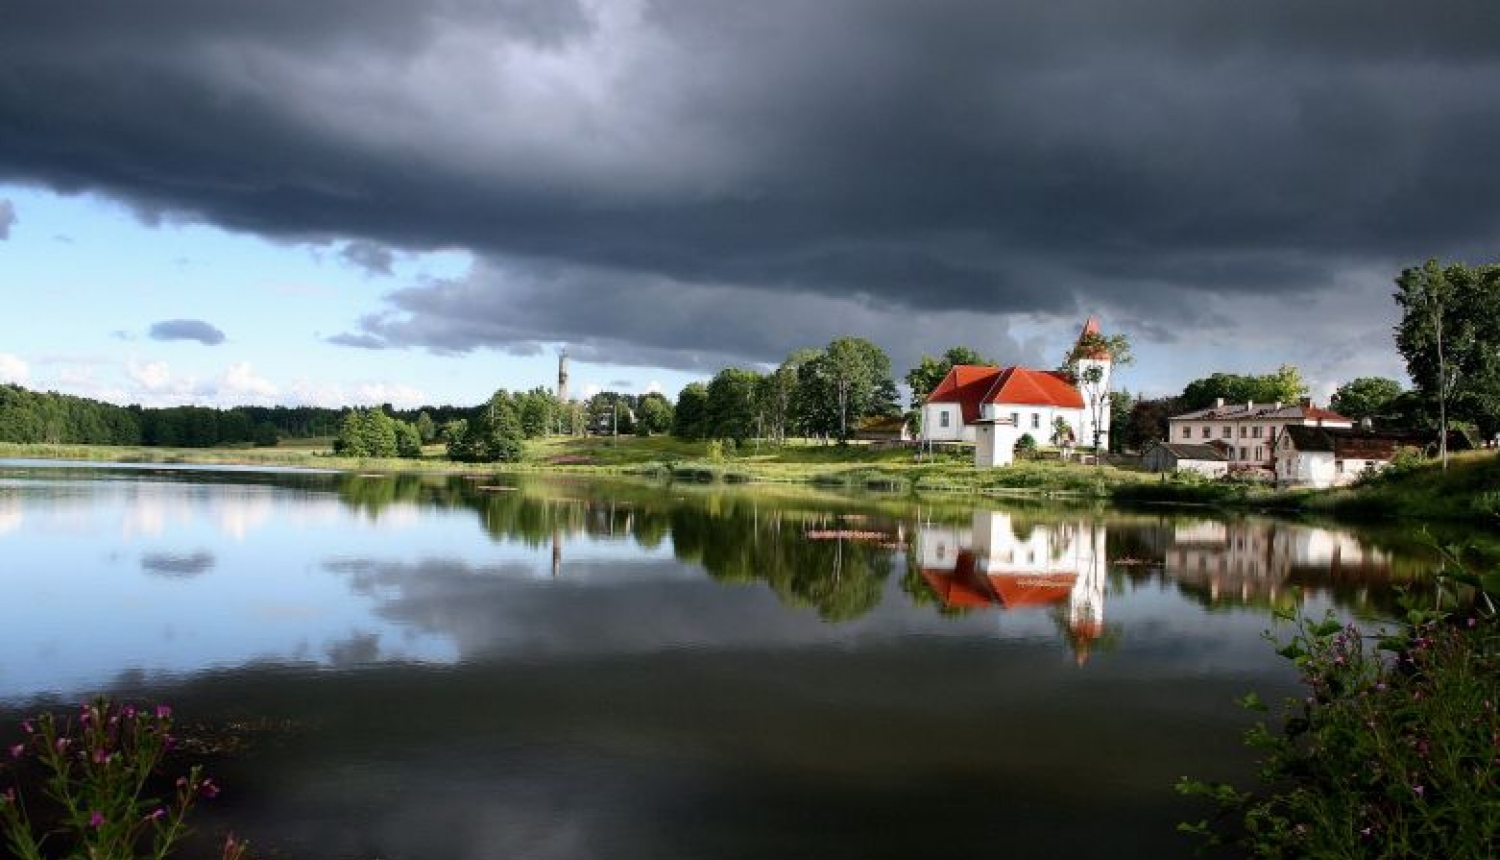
921;401;977;443
974;420;1019;467
922;401;1087;448
1275;433;1390;489
1167;399;1352;471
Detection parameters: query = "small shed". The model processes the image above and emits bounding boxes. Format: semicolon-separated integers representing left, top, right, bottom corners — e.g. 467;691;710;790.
853;415;913;443
1142;441;1230;477
974;417;1020;468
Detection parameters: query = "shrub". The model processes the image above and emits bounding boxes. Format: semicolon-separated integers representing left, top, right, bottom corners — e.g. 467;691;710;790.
0;698;248;860
1178;557;1500;858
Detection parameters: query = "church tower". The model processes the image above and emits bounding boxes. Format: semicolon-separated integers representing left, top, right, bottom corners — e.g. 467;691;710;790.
557;349;570;403
1073;317;1113;453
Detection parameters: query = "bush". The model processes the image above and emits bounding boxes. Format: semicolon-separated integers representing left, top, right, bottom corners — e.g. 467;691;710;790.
0;697;248;860
1178;557;1500;858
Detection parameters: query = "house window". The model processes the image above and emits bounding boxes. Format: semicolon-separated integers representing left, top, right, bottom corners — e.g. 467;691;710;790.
1254;446;1262;460
1239;447;1248;460
939;410;950;428
1010;412;1019;426
1222;426;1232;438
1201;427;1210;439
1240;426;1248;438
1031;413;1040;430
1182;426;1191;440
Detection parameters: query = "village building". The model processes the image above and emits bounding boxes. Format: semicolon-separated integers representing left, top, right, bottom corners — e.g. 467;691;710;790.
1142;441;1231;478
920;319;1112;467
1274;426;1423;489
852;415;913;444
1166;398;1353;475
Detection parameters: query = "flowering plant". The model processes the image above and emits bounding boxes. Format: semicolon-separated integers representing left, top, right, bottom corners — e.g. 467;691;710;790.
0;697;247;860
1178;550;1499;858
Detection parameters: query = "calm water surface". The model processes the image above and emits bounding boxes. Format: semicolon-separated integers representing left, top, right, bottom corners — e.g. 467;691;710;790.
0;462;1447;859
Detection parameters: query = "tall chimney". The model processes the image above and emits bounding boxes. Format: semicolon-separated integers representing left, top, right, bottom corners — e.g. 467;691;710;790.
1246;400;1255;411
557;349;570;402
1214;397;1224;408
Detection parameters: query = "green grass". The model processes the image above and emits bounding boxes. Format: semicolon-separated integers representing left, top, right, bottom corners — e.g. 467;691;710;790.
1295;449;1500;523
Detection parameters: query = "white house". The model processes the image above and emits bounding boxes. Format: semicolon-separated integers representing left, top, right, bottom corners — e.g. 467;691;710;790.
921;318;1113;465
1166;398;1353;475
1275;426;1420;489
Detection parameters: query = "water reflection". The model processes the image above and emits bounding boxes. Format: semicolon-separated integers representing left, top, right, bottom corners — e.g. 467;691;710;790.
0;464;1465;860
915;510;1106;661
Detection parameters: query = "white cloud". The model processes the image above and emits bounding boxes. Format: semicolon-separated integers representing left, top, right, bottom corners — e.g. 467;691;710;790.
218;362;279;404
0;353;30;385
644;380;663;394
289;379;429;409
127;358;174;391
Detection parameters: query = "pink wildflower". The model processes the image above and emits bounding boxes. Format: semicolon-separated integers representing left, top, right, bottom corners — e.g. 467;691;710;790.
155;704;172;720
7;743;22;759
88;810;106;829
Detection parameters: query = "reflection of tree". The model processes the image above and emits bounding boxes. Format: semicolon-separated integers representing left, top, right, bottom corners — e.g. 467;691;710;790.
327;475;899;621
672;503;895;621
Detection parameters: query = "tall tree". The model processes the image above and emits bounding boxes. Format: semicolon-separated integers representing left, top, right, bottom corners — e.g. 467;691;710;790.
1395;260;1500;462
672;382;710;440
904;346;993;407
809;337;895;442
706;368;761;444
635;391;674;435
1330;377;1405;422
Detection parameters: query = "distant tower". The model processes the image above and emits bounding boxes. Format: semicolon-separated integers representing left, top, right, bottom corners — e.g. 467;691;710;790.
557;349;570;403
1073;317;1114;452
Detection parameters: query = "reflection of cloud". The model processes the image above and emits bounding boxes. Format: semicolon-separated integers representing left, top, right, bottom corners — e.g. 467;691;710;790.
322;555;992;662
0;497;21;536
215;492;275;541
140;550;216;578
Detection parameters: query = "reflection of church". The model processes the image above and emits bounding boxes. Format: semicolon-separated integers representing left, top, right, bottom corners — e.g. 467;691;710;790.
1166;520;1395;606
917;510;1107;661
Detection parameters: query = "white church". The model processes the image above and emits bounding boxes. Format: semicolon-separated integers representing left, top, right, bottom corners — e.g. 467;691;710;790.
920;318;1114;466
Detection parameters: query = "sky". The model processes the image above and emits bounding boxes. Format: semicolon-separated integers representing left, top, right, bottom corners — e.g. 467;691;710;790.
2;0;1498;410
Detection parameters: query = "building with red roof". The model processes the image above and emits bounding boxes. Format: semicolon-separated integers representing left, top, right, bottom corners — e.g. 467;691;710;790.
919;318;1113;465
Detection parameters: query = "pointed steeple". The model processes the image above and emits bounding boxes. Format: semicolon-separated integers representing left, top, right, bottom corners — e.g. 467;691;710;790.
1075;317;1111;361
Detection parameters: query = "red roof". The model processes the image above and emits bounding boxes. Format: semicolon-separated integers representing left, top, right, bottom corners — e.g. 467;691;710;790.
926;365;1003;423
927;364;1085;414
988;367;1085;409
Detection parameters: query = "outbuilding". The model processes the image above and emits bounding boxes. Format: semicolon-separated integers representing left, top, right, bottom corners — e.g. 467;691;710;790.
1142;441;1230;477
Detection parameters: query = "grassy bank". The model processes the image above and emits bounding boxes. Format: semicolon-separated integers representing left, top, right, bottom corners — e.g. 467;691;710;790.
4;439;1496;523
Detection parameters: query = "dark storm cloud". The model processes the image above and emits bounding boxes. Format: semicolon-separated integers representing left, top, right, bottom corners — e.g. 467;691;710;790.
3;0;1499;367
148;319;226;345
340;240;396;277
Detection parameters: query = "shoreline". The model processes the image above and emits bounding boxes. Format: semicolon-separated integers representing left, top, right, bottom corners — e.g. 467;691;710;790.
3;441;1496;526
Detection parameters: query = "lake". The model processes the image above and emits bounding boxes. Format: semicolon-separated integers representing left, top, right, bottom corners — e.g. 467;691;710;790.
0;462;1449;859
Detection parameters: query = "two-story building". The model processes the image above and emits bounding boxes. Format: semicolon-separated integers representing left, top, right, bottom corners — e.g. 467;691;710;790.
1166;398;1352;474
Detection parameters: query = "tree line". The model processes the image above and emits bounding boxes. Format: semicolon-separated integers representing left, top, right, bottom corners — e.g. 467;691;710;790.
0;385;341;447
671;336;902;445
